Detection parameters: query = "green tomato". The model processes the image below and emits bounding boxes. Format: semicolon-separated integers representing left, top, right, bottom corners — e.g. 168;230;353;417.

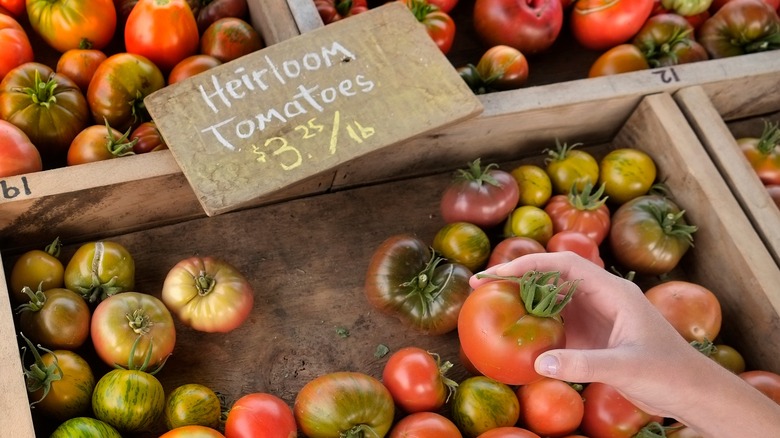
9;237;64;305
503;206;554;246
64;240;135;303
432;221;491;272
599;148;657;205
451;376;520;438
165;383;222;430
92;368;165;433
545;141;599;194
50;417;122;438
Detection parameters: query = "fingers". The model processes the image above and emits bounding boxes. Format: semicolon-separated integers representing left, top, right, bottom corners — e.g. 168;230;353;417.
535;348;623;384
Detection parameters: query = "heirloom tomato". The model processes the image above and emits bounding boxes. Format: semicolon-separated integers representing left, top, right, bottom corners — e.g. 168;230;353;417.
0;13;33;81
55;49;107;94
389;411;462;437
382;347;458;413
294;371;395;438
50;417;122;437
432;221;491;271
709;0;780;11
503;206;554;246
0;0;24;16
738;120;780;185
458;271;577;385
0;62;89;159
460;45;529;94
316;0;368;24
580;382;663;438
21;335;95;421
598;148;657;204
473;0;563;54
546;230;604;268
644;280;722;342
477;427;541;438
197;0;250;33
694;339;745;373
441;158;520;228
517;377;584;437
588;44;650;77
451;376;520;437
91;291;176;369
162;425;226;437
200;17;264;63
486;236;546;268
125;0;199;72
740;370;780;404
64;240;135;303
608;194;697;275
661;0;713;14
225;392;297;438
401;0;455;54
87;52;165;133
67;121;137;166
165;383;222;430
511;164;552;207
26;0;116;52
571;0;655;50
92;358;166;433
130;120;167;154
364;234;472;335
544;182;611;245
633;13;709;66
17;286;91;350
168;54;222;84
161;255;254;333
9;237;63;304
699;0;780;57
544;141;600;194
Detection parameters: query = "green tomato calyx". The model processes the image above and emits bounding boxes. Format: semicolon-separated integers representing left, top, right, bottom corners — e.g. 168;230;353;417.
568;181;608;210
642;203;697;244
754;120;780;156
342;424;382;438
455;158;501;187
429;351;459;402
15;285;48;314
101;118;137;158
401;251;456;318
19;332;64;407
544;139;583;164
44;237;62;258
195;271;217;296
477;270;579;318
691;338;717;357
21;69;60;109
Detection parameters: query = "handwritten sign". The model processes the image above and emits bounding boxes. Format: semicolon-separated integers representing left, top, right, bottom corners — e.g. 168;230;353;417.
145;2;483;216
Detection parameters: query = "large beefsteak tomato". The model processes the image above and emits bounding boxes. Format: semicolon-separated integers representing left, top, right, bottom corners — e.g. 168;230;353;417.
26;0;116;52
473;0;563;54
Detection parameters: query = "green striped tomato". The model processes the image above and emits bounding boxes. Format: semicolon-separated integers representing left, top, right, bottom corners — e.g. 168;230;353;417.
50;417;122;438
92;368;165;433
164;383;222;430
450;376;520;438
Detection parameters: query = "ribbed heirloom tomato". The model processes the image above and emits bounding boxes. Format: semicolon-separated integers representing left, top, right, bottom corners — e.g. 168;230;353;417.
544;182;611;245
26;0;116;52
699;0;780;57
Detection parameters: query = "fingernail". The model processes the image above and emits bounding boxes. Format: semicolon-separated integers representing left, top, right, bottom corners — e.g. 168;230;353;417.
538;354;559;376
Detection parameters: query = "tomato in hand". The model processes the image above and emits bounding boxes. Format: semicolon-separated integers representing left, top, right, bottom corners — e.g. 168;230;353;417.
441;158;520;229
364;234;472;335
598;147;657;204
165;383;222;430
580;382;663;438
458;271;577;385
737;121;780;186
432;221;491;271
0;13;33;81
294;371;395;438
486;236;546;268
161;256;255;333
64;240;135;303
544;141;600;194
473;0;564;54
644;280;722;342
17;286;91;350
451;376;520;437
461;45;529;94
9;238;63;304
544;182;611;245
571;0;655;50
55;49;107;94
517;377;584;437
67;121;137;166
168;54;222;85
588;44;650;77
389;411;462;437
401;0;456;54
316;0;369;24
26;0;116;52
503;205;554;246
201;17;264;63
382;347;458;413
225;392;297;438
546;230;604;268
740;370;780;404
125;0;199;72
130;121;167;154
511;164;552;208
699;0;780;58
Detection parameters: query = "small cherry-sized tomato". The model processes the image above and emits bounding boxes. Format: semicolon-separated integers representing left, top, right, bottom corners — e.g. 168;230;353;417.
168;54;222;85
546;230;604;268
130;121;167;154
693;339;746;374
589;44;650;77
432;221;491;271
477;427;541;438
201;17;264;63
382;347;458;414
517;377;584;437
544;182;611;245
644;280;722;342
0;13;33;81
9;237;64;304
599;147;657;204
63;240;135;303
389;411;462;437
224;392;297;438
441;158;521;229
165;383;222;430
67;121;137;166
161;425;226;437
486;236;546;268
17;286;91;350
125;0;199;72
545;140;600;194
738;120;780;186
511;164;553;208
473;45;529;92
161;256;254;333
56;49;107;94
503;205;554;246
580;382;663;438
451;375;520;437
740;370;780;404
401;0;456;54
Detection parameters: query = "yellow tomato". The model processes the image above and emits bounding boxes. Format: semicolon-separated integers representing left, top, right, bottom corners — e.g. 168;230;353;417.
599;148;657;204
510;164;552;207
433;222;491;272
503;206;553;246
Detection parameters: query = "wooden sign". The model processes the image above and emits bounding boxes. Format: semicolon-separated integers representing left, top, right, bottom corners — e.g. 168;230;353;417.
145;2;483;216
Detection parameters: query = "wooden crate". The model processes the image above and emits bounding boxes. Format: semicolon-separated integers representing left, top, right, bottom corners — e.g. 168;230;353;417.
2;92;780;437
675;84;780;268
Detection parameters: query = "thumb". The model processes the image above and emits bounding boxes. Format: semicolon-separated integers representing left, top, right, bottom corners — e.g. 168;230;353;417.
535;349;620;384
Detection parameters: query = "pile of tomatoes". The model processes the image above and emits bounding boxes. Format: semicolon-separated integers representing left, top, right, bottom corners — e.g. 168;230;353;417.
0;0;262;177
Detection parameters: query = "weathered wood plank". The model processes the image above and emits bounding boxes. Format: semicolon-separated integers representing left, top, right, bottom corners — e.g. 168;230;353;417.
247;0;301;45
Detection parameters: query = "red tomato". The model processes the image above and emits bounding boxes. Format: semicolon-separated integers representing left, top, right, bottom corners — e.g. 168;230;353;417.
546;231;605;268
0;0;24;16
161;426;225;438
477;427;541;438
200;17;264;63
487;236;547;268
441;158;520;228
382;347;457;413
517;377;584;437
473;0;564;54
130;121;167;154
0;119;41;177
389;412;462;437
644;280;722;342
580;382;663;438
315;0;369;24
26;0;116;52
544;182;611;245
125;0;200;72
401;0;456;54
67;123;136;166
56;49;107;94
429;0;459;12
0;13;32;81
740;370;780;405
462;44;529;94
168;54;222;85
224;393;297;438
588;44;650;77
571;0;655;51
458;272;576;385
738;121;780;186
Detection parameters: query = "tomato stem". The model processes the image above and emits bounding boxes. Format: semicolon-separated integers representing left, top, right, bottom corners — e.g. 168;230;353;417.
754;120;780;156
401;251;454;318
568;181;608;210
454;158;501;187
19;332;64;407
643;204;697;244
14;286;47;314
544;139;583;164
476;271;579;318
44;237;62;258
20;69;60;109
691;338;717;357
